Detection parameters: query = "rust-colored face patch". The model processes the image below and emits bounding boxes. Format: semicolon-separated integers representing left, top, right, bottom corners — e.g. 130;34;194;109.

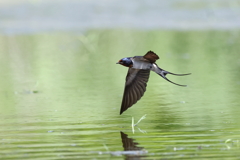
117;58;133;67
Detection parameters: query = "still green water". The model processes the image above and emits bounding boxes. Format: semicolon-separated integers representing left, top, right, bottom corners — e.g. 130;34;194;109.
0;30;240;159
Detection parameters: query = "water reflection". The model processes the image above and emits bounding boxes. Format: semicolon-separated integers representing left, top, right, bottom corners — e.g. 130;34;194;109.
120;132;147;159
0;30;240;159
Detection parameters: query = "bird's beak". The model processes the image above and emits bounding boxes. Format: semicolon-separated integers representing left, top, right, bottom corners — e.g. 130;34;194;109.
158;67;191;87
116;62;120;64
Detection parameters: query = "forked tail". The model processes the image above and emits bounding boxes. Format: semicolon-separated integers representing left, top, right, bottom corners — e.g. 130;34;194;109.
156;67;191;87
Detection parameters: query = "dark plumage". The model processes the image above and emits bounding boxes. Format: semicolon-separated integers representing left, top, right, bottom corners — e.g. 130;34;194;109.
117;51;191;114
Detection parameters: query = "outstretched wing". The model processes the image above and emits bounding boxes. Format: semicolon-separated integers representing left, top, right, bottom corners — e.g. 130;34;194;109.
120;68;150;114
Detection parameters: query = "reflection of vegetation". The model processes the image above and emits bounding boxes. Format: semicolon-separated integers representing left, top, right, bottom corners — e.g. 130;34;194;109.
0;30;240;122
132;114;147;134
225;139;239;150
0;29;240;159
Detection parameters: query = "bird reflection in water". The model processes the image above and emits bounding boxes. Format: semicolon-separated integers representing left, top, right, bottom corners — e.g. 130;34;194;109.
110;132;147;159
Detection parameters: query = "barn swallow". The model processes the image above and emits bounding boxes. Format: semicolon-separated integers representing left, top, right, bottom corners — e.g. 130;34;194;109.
117;51;191;115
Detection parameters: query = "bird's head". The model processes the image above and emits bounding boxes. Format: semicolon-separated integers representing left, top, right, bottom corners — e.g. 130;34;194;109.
116;57;133;67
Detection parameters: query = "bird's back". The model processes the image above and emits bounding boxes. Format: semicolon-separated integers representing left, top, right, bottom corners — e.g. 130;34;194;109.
132;56;152;70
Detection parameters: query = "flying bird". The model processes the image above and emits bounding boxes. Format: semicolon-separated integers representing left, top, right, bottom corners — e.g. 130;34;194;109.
117;51;190;115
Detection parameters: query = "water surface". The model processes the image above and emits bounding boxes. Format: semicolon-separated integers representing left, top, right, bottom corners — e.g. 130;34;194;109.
0;30;240;159
1;0;240;34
